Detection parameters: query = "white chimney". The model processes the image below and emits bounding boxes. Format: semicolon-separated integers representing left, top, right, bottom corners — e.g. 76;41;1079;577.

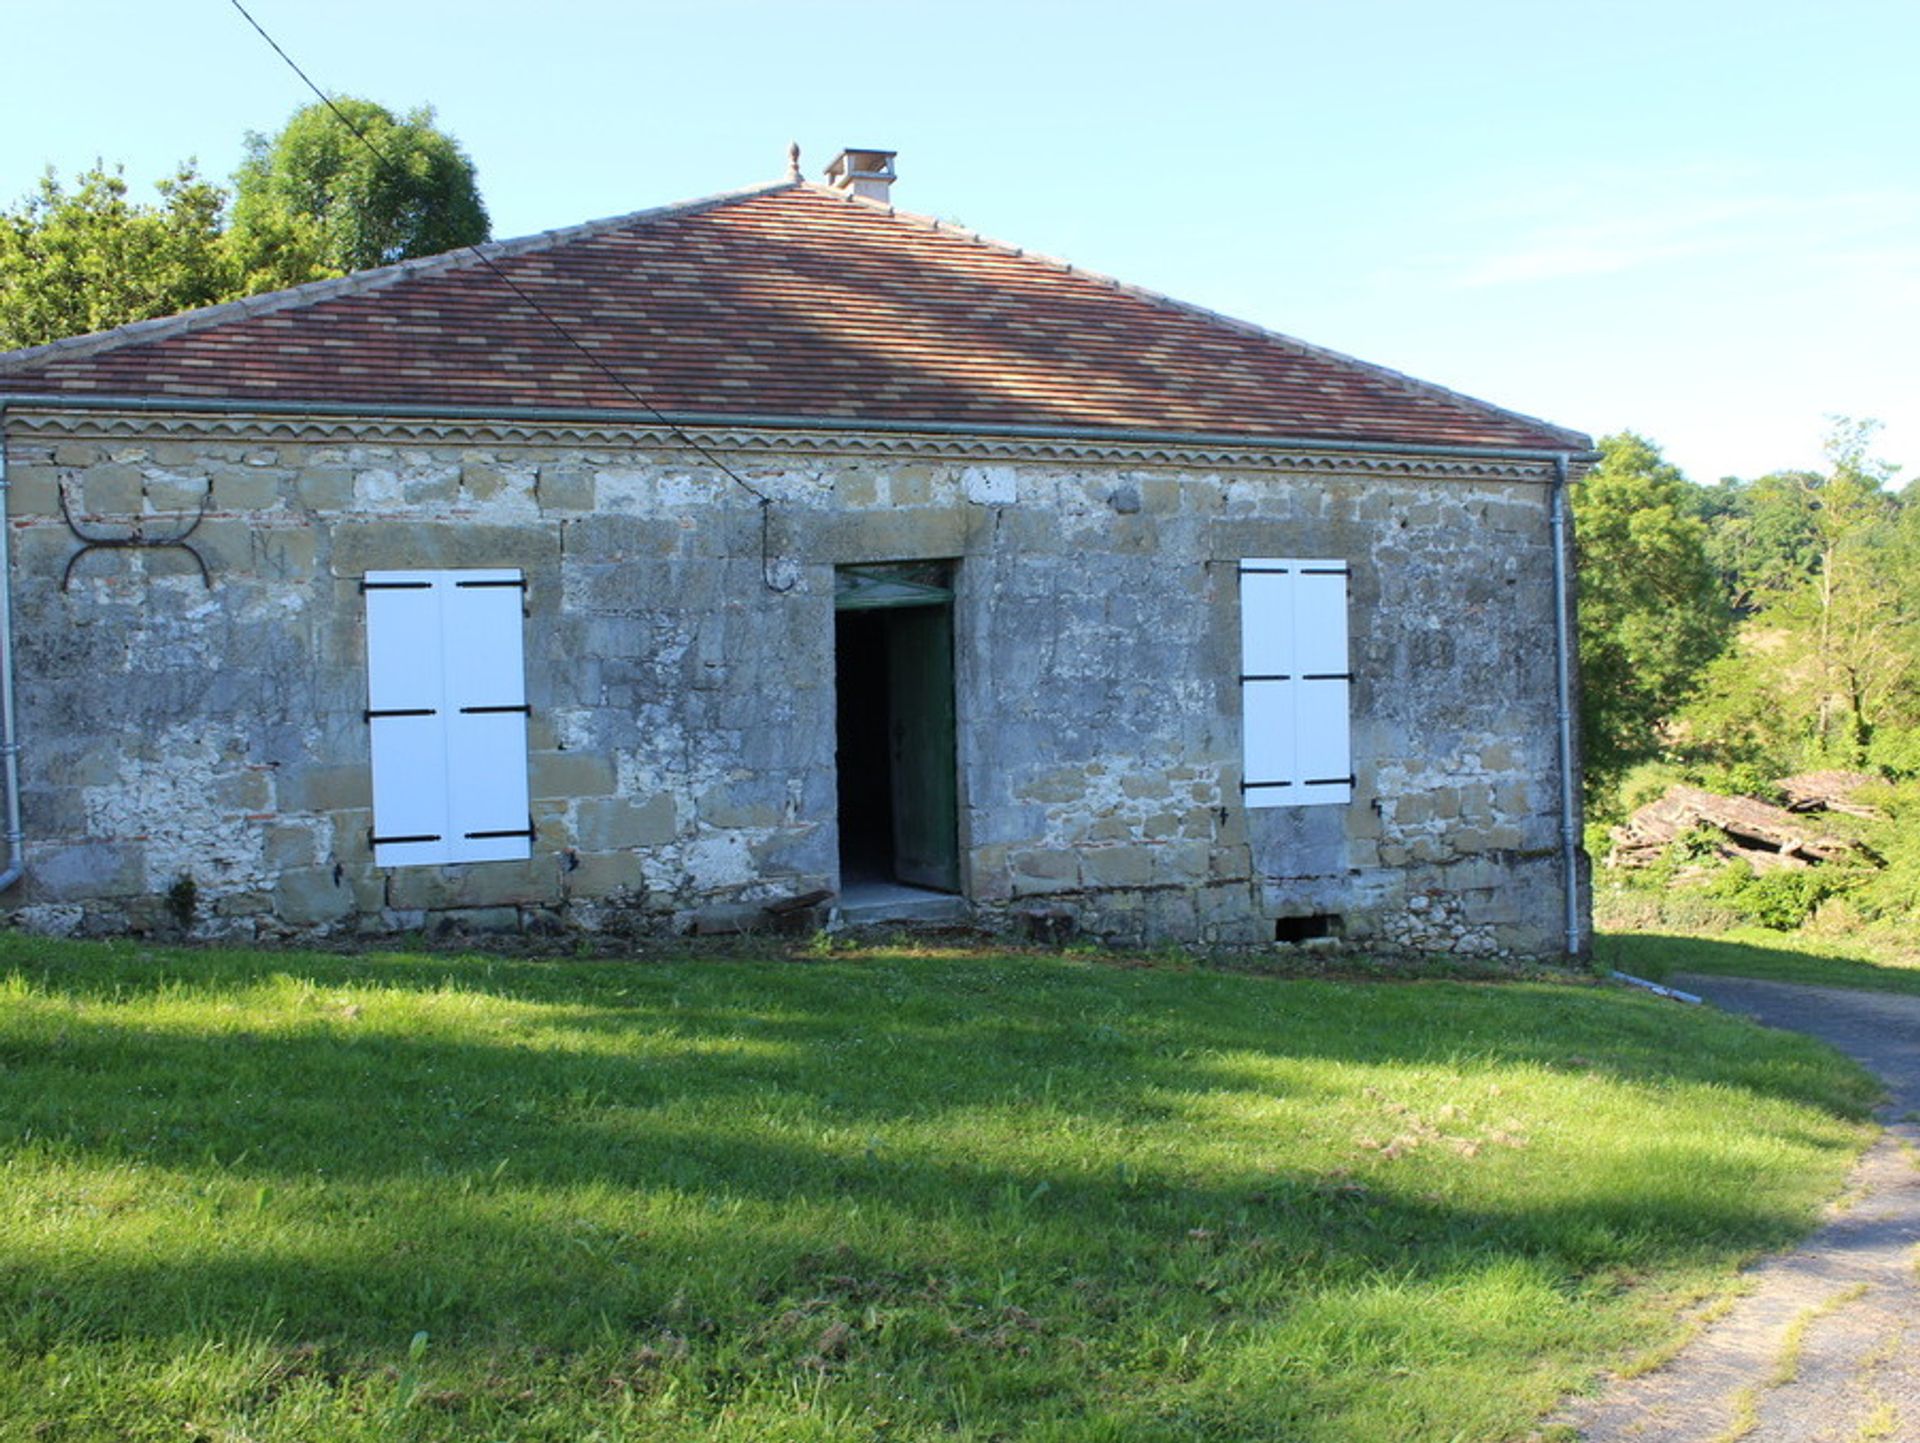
824;148;898;204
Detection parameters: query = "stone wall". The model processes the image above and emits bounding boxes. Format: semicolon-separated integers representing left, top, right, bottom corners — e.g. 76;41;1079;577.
0;407;1588;955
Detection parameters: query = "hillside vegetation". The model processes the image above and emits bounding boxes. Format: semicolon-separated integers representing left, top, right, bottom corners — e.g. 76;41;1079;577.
1578;421;1920;936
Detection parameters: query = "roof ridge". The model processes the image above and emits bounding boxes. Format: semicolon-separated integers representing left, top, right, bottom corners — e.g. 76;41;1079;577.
0;179;806;375
0;177;1589;454
796;184;1590;452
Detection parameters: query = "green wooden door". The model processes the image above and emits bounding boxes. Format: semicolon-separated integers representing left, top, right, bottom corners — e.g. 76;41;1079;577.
886;604;960;892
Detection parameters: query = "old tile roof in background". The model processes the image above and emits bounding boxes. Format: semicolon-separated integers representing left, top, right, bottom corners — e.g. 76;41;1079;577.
0;182;1588;451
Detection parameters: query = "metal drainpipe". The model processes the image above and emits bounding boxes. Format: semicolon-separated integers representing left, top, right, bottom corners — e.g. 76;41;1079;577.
1549;453;1581;956
0;434;24;893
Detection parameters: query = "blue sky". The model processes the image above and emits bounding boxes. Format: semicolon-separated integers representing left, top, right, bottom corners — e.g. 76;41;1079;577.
6;0;1915;487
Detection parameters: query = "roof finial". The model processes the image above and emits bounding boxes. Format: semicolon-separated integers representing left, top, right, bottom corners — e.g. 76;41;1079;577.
786;142;802;182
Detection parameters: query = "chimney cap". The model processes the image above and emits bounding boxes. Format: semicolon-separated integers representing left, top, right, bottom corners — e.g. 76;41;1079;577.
824;148;898;203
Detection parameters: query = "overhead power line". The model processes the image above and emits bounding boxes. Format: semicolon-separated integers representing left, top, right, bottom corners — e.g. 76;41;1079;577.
224;0;796;591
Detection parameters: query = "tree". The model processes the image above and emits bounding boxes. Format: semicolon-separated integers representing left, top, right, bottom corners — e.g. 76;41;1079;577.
1775;420;1911;757
1681;419;1918;772
229;98;488;292
1572;432;1732;802
0;97;490;348
1688;468;1823;614
0;162;232;350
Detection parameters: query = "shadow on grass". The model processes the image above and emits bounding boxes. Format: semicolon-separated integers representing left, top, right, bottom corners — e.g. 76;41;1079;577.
0;934;1878;1119
1599;930;1920;997
0;935;1879;1357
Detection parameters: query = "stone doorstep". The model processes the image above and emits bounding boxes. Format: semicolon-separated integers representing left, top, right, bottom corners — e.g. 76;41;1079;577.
833;882;970;928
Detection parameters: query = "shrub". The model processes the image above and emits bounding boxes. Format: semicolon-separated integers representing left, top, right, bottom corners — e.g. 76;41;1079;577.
1703;863;1852;931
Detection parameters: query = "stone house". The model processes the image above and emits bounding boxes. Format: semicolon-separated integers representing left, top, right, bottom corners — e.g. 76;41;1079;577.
0;149;1594;954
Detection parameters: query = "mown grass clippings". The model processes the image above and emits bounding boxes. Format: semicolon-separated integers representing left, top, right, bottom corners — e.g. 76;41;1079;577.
0;932;1878;1441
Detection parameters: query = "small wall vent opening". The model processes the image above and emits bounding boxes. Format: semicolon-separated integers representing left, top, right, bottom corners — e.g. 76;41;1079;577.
1275;914;1341;944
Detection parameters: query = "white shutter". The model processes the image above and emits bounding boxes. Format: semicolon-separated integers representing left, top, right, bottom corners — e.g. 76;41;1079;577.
365;576;451;867
1239;559;1352;807
365;569;532;866
1292;565;1352;805
1239;565;1296;803
442;574;532;864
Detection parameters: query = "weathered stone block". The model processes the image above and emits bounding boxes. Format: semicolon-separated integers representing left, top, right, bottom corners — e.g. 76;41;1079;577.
1478;742;1517;772
12;524;81;583
141;473;210;512
1143;889;1198;937
1011;848;1077;882
296;466;355;511
433;906;520;933
188;519;263;574
280;764;372;812
1014;769;1083;805
821;507;967;563
1083;846;1153;887
212;466;285;512
1393;795;1433;826
537;464;595;512
6;465;60;517
214;770;274;813
402;466;460;505
1153;839;1211;883
31;842;146;900
963;466;1017;505
575;794;677;849
888;466;935;506
264;824;319;870
328;521;561;575
690;901;766;935
276;866;355;925
564;849;643;901
750;830;832;880
74;464;142;515
326;810;373;862
530;751;616;800
20;786;85;833
254;527;319;580
213;889;271;918
348;873;385;913
386;857;560;910
461;462;516;504
1136;813;1182;844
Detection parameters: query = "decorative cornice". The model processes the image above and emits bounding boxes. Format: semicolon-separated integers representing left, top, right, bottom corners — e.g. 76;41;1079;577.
2;406;1562;484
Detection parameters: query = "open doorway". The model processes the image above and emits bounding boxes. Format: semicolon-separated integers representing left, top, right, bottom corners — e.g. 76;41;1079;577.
834;562;960;895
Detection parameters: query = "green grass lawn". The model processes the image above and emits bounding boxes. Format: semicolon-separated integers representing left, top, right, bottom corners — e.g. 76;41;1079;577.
0;934;1879;1442
1600;925;1920;995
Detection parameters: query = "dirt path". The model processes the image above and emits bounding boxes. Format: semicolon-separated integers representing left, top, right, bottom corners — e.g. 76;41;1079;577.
1562;975;1920;1443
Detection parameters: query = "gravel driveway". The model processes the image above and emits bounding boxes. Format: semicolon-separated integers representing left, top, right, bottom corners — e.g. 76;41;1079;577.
1562;975;1920;1442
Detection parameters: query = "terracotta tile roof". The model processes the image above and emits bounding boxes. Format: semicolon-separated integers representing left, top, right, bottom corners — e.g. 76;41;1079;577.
0;182;1588;452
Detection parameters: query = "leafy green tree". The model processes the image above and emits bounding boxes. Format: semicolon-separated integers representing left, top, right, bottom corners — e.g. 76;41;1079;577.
1688;469;1824;614
1681;420;1917;770
0;97;489;347
0;162;232;350
1572;432;1732;805
229;98;488;292
1782;420;1911;757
